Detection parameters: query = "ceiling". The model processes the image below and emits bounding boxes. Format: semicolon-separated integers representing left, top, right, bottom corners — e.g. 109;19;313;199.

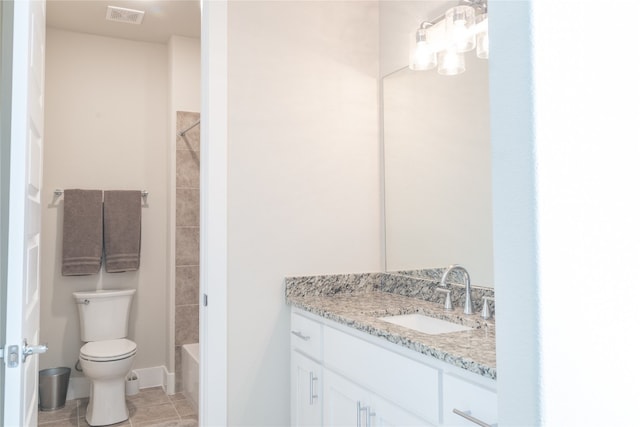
46;0;201;43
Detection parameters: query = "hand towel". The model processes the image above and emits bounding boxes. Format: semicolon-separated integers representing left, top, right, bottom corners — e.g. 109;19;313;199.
103;190;141;272
62;189;103;276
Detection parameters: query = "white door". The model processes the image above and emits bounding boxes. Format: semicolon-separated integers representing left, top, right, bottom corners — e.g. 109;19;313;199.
2;1;46;426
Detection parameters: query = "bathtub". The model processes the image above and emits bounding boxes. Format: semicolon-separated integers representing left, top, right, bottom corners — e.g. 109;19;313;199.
181;343;199;411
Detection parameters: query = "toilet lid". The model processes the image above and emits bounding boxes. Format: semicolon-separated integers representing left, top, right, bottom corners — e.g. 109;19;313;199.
80;339;137;362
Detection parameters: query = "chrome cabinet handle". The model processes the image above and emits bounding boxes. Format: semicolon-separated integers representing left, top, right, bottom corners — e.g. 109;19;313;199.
365;405;376;427
356;401;374;427
452;408;495;427
291;330;311;341
309;372;318;404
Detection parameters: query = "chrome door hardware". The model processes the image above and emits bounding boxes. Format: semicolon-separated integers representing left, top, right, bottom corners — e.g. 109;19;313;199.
6;345;20;368
22;339;48;362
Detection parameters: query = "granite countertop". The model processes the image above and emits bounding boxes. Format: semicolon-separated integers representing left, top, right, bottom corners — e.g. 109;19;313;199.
286;273;496;380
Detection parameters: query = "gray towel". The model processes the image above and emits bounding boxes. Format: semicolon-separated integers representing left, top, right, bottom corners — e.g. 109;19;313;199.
104;190;141;272
62;189;103;276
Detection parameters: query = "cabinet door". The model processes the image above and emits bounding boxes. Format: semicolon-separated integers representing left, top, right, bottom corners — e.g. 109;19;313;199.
324;369;371;427
372;395;435;427
291;350;323;427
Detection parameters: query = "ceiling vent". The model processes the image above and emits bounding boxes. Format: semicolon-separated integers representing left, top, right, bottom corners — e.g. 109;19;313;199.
105;6;145;25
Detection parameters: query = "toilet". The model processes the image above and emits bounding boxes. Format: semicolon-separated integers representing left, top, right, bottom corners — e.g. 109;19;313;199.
73;289;137;426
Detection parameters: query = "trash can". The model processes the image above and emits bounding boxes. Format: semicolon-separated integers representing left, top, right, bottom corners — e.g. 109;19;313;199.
38;367;71;411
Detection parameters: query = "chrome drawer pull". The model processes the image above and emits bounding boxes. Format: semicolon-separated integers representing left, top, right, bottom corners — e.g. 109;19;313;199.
452;409;495;427
291;330;311;341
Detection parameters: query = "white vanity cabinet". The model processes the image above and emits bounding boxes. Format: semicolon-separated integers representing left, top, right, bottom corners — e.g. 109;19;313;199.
290;307;497;427
291;312;324;427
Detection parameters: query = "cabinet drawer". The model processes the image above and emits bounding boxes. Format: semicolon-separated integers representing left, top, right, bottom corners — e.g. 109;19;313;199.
324;327;440;425
291;312;323;361
443;373;497;426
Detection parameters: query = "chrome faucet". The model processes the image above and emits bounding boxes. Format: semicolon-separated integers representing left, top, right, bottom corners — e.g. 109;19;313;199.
439;264;473;315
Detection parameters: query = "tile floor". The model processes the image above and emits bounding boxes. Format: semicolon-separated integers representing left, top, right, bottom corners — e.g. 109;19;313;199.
38;387;198;427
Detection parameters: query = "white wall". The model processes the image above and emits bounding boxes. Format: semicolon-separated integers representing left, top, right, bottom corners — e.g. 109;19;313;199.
169;36;200;115
532;2;640;425
40;29;169;377
226;1;381;424
492;1;640;425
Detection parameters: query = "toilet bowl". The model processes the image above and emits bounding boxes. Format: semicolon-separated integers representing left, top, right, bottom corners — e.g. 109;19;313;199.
73;289;137;426
79;339;137;426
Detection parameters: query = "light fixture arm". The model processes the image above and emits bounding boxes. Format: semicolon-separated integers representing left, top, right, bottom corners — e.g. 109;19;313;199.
461;0;488;15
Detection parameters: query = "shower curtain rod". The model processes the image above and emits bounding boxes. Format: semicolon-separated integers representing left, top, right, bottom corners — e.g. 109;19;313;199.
178;119;200;137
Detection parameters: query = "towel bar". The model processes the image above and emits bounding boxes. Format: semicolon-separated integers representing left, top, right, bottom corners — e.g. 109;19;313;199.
54;189;148;198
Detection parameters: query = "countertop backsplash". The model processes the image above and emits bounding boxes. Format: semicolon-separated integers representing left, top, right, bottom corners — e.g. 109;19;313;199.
285;268;494;315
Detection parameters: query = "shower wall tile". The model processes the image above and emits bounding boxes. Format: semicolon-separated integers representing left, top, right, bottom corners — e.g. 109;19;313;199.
175;346;183;392
176;189;200;227
176;265;199;306
177;129;200;152
176;150;200;189
175;111;200;392
176;227;199;266
176;304;199;345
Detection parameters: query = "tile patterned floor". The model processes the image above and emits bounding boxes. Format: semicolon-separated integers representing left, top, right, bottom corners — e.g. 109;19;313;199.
38;387;198;427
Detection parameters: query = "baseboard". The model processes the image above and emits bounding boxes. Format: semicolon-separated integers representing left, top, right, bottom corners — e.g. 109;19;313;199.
67;365;169;400
163;365;176;395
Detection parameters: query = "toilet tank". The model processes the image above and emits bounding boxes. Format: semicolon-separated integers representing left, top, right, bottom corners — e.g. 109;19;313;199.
73;289;136;342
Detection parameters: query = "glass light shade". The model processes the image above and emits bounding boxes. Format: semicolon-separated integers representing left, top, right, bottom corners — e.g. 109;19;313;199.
409;27;437;71
438;50;465;76
445;5;476;53
476;14;489;59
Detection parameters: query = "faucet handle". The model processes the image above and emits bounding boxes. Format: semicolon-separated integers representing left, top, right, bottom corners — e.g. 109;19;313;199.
481;296;495;320
436;288;453;311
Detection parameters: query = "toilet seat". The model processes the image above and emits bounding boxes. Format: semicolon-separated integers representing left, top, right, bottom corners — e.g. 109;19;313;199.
80;338;137;362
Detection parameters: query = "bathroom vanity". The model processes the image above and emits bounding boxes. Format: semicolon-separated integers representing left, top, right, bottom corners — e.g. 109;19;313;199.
286;273;496;427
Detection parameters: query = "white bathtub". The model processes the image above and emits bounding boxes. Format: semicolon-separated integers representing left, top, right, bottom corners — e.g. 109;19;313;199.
181;343;199;411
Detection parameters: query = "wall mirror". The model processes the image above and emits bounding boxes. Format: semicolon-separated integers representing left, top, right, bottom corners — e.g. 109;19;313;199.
382;42;493;286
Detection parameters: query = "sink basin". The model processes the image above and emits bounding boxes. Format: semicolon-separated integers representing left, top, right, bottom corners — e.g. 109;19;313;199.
378;313;473;335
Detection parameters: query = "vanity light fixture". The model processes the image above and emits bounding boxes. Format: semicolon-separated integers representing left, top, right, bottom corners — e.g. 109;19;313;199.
409;22;437;71
409;0;488;76
446;5;476;53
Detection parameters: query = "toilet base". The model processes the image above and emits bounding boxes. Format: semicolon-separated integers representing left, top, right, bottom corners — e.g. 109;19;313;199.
85;378;129;426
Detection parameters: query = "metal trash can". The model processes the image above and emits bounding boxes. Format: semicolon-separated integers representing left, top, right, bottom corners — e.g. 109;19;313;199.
38;367;71;411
